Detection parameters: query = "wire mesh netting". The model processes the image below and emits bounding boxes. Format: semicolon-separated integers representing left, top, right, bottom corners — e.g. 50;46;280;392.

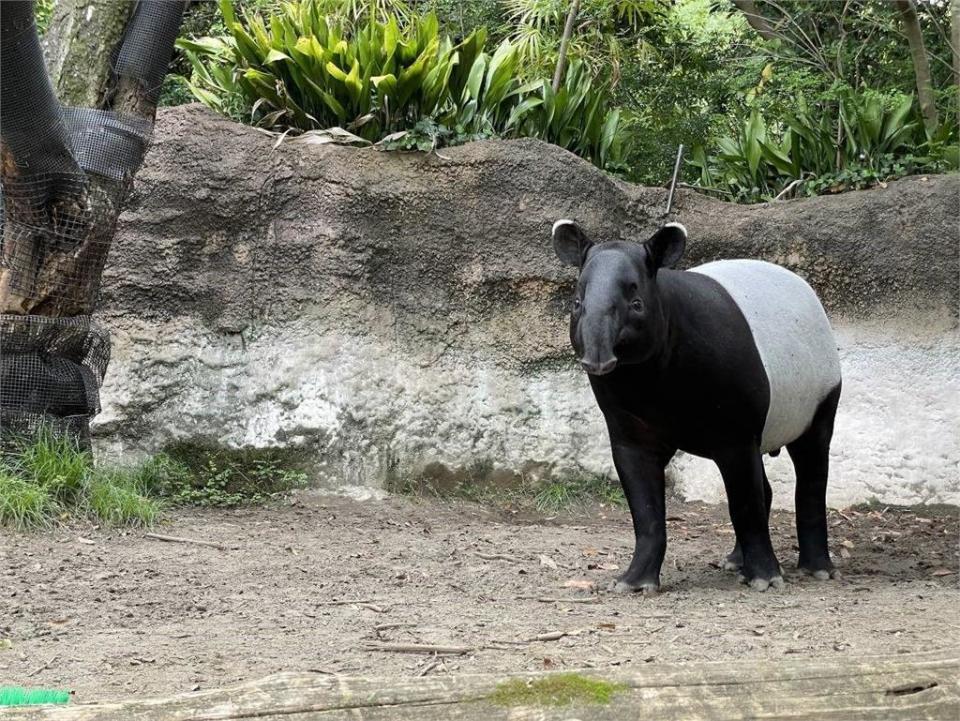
0;0;185;445
0;313;110;447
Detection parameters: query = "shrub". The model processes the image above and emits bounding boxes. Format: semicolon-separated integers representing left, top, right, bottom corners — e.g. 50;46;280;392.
691;89;958;202
156;443;309;507
177;0;627;169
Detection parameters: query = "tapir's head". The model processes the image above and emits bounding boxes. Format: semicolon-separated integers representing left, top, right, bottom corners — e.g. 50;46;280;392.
552;220;687;376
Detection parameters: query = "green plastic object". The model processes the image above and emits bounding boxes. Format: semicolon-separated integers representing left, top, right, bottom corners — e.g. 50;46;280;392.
0;687;70;706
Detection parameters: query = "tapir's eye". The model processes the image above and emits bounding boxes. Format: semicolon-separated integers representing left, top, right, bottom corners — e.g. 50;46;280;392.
631;298;644;313
572;298;582;312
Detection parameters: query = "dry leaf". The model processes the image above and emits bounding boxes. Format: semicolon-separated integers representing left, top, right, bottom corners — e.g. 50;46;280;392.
539;555;558;569
563;579;596;591
931;568;955;577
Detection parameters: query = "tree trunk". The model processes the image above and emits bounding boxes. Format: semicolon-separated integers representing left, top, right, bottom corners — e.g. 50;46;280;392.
730;0;780;43
41;0;133;108
895;0;940;135
552;0;580;92
952;0;960;82
0;0;184;443
1;0;184;316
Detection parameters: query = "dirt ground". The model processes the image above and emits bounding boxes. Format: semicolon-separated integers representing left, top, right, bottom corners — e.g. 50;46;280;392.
1;491;957;703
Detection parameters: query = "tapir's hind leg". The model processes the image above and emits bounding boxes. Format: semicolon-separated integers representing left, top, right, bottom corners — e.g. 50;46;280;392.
715;444;783;591
787;383;842;580
724;467;772;572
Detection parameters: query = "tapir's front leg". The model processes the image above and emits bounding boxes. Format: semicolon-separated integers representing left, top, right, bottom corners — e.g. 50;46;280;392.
606;428;675;594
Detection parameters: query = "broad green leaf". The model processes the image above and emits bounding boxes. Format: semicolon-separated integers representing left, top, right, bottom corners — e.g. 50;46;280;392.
882;94;915;144
463;54;487;102
264;49;290;64
326;61;348;82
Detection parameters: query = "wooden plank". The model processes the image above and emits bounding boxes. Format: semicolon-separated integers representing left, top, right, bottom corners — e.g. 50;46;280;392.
3;648;956;721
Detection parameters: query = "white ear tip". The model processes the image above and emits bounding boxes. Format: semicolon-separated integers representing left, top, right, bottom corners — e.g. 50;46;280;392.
552;218;576;237
664;222;687;236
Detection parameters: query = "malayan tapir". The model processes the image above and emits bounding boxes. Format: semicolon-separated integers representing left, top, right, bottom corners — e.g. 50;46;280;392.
552;219;841;593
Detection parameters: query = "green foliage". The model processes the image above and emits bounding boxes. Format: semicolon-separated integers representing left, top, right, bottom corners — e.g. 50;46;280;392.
176;0;627;170
534;474;625;513
16;427;92;506
0;472;54;530
156;443;308;507
388;468;624;513
502;0;666;77
0;429;309;529
692;90;958;202
492;674;626;707
33;0;55;35
0;428;158;529
86;472;162;526
520;60;629;171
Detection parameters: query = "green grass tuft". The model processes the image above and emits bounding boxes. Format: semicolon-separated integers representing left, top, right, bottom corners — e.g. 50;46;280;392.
86;471;161;527
16;427;90;505
534;475;626;513
0;471;55;530
491;674;626;707
388;464;625;514
0;428;310;529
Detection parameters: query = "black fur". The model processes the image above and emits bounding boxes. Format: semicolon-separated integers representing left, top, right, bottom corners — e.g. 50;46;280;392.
554;222;840;592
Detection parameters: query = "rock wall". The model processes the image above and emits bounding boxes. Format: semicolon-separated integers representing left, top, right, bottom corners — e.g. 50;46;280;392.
94;104;960;507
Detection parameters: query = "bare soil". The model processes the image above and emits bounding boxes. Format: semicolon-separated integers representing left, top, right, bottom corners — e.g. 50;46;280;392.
1;492;957;702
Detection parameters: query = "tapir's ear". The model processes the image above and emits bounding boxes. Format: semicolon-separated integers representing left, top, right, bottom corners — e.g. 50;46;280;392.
644;222;687;271
552;219;593;267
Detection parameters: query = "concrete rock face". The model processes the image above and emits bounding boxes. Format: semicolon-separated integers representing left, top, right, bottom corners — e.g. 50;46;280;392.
95;104;959;507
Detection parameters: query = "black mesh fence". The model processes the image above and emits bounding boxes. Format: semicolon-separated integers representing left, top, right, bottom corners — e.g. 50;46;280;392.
0;314;110;447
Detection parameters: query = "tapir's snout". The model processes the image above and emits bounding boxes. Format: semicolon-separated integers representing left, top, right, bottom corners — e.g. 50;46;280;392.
581;356;618;375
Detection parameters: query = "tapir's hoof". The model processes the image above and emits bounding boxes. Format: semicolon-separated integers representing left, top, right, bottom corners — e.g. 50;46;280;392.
609;578;659;595
802;567;841;580
722;558;741;572
738;574;785;592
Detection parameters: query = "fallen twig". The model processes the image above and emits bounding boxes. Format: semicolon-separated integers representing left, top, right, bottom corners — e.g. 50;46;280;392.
144;533;226;550
316;598;387;607
529;630;583;642
28;655;58;677
363;643;474;655
417;658;440;677
522;596;601;605
474;552;523;563
375;622;416;632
